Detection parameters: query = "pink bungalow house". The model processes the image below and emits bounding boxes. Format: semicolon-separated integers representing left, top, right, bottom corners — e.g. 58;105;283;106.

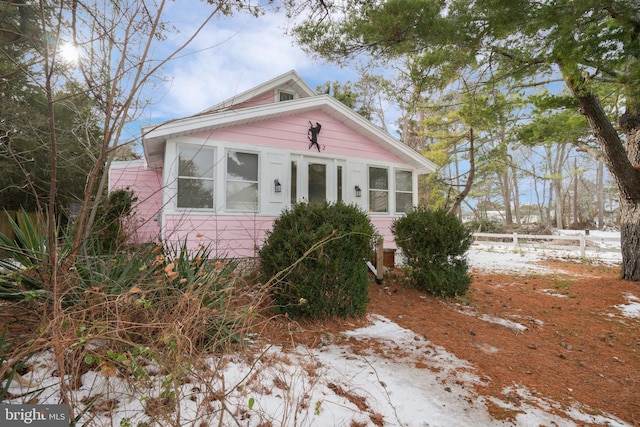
108;70;437;258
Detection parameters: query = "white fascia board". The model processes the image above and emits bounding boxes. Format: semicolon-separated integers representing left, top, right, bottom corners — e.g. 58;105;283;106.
109;159;147;169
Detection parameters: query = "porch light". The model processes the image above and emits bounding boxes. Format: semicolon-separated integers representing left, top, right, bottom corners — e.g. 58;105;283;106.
274;179;282;193
355;185;362;198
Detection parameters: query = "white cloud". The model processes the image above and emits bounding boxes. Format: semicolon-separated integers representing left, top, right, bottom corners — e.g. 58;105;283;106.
146;5;352;120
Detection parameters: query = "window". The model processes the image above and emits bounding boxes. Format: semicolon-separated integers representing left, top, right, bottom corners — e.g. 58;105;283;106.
226;151;259;211
337;165;343;202
395;170;413;212
308;163;326;203
369;167;388;212
279;91;295;101
177;145;215;209
291;161;297;205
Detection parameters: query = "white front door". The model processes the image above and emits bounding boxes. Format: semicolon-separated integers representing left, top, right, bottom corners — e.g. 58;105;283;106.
291;157;344;204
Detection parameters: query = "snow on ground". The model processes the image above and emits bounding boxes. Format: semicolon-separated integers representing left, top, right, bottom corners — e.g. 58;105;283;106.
468;230;622;275
615;293;640;319
4;231;635;427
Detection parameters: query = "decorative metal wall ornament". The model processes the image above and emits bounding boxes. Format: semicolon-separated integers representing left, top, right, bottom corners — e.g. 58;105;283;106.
307;121;322;151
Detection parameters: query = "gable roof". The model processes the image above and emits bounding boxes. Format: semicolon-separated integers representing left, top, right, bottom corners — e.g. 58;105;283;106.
141;73;437;174
200;70;316;113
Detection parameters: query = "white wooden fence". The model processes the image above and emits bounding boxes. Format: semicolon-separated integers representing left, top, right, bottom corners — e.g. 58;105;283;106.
472;232;621;258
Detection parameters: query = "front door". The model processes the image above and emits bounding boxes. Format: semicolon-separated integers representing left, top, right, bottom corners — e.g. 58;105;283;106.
291;157;344;205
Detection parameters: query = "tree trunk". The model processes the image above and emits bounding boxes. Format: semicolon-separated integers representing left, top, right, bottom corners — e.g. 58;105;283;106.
620;199;640;280
565;77;640;281
554;181;563;229
498;170;513;226
511;164;521;225
572;158;579;226
448;128;475;215
597;160;604;229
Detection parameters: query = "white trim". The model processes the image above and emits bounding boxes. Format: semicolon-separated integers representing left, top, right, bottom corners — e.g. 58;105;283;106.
110;159;147;169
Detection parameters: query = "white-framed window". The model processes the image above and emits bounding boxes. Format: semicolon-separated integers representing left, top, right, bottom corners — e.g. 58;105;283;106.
176;145;215;209
278;90;295;102
226;150;259;212
369;166;388;213
395;170;413;213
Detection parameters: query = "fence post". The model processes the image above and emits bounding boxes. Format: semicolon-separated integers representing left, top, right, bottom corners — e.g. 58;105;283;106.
376;236;384;284
580;235;586;258
513;232;518;250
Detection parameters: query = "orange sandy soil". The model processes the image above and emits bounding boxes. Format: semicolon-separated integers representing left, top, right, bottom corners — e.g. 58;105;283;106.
259;260;640;425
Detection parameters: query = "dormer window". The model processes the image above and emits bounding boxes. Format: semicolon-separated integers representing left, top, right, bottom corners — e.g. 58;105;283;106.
278;91;295;101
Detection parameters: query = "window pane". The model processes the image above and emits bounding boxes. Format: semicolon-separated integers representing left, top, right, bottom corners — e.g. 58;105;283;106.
226;182;258;211
369;167;388;212
226;151;259;211
291;161;297;205
279;91;294;101
308;163;326;204
178;146;214;178
227;152;258;181
396;170;412;191
337;165;343;202
369;190;388;212
369;167;388;190
177;178;214;209
396;193;412;213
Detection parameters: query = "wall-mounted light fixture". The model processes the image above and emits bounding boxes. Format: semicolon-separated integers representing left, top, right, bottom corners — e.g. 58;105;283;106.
354;185;362;198
274;179;282;193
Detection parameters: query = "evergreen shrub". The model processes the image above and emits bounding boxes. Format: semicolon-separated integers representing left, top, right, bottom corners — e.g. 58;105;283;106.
391;207;473;297
259;201;375;319
93;188;137;253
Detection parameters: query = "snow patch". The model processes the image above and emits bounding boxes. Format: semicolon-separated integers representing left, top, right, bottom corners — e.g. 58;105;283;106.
615;293;640;319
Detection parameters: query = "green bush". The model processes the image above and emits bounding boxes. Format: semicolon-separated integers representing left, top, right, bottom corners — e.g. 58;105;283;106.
92;188;137;253
391;207;473;297
259;201;375;319
0;210;51;301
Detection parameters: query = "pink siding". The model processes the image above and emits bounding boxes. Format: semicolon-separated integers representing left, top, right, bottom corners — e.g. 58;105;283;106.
370;217;398;250
163;213;397;259
194;111;404;164
169;110;405;257
109;165;162;244
229;90;275;110
163;214;274;258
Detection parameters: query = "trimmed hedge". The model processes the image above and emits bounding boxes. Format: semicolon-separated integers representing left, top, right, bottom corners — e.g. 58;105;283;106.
259;201;375;318
391;207;473;297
